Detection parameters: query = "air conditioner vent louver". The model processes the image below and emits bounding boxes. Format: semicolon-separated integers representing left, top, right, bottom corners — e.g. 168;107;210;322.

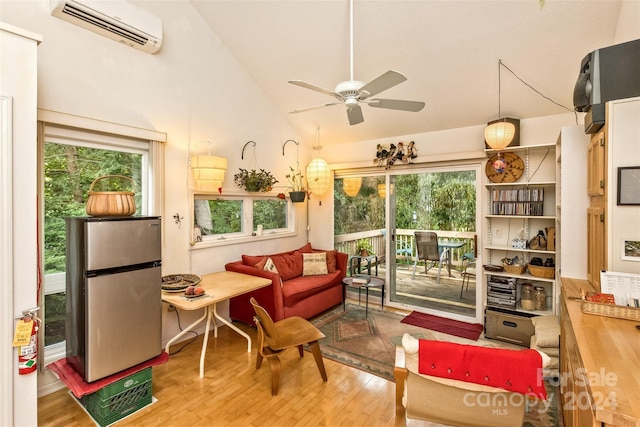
61;4;147;46
51;0;162;54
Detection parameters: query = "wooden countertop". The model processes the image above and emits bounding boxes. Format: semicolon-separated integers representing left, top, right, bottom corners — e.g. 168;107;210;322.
561;277;640;426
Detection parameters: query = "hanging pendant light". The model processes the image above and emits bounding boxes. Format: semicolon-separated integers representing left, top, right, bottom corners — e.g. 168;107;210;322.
343;177;362;197
485;60;516;151
306;128;330;196
191;141;227;193
377;183;394;198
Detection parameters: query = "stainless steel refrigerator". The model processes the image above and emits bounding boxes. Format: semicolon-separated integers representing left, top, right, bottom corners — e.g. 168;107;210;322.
65;216;162;382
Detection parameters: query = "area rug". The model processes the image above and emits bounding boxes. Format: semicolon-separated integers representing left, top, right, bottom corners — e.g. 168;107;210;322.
310;304;431;381
400;310;484;340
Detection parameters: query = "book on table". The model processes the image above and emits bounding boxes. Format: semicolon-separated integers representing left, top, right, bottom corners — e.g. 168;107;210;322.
352;275;371;285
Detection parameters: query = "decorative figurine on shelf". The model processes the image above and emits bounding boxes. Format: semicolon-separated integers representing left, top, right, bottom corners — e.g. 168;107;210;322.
374;141;417;169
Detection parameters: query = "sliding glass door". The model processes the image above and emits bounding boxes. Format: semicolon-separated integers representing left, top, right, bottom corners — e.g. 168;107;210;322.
388;167;478;320
334;163;481;322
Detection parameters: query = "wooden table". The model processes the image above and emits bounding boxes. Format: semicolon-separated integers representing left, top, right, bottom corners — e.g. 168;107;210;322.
162;271;271;378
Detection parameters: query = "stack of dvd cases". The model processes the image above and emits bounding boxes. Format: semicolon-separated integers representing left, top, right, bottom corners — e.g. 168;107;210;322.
487;275;517;309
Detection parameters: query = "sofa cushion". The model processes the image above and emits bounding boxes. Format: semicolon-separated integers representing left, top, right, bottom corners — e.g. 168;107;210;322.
531;315;560;348
242;254;265;267
281;271;341;307
270;251;303;281
314;249;337;273
242;243;313;269
303;252;328;276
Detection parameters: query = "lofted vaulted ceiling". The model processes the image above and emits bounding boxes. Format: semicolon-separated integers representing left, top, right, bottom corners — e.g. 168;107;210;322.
191;0;625;145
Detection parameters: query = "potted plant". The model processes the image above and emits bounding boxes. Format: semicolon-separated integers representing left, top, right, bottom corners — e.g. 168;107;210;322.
285;164;307;203
233;168;278;192
355;238;374;257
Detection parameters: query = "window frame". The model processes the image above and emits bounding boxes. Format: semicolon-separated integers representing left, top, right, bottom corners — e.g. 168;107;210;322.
38;112;164;363
190;190;298;249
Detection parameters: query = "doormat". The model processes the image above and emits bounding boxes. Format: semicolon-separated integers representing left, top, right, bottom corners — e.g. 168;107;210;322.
400;311;484;341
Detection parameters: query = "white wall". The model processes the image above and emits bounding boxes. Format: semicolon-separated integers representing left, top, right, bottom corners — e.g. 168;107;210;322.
614;0;640;43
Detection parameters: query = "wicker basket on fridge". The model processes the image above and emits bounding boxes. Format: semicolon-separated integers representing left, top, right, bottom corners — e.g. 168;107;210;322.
85;175;136;217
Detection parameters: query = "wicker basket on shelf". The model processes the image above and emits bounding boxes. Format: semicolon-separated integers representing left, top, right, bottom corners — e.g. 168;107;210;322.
503;263;526;275
527;264;555;279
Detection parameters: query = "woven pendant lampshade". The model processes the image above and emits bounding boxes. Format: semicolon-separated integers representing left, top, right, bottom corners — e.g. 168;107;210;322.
343;177;362;197
484;119;516;150
307;158;330;196
191;154;227;192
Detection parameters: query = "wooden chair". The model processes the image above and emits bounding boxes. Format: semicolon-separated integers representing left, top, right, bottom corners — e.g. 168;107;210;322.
250;297;327;395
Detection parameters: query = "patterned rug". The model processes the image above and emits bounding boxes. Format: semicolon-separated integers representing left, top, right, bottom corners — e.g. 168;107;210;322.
310;304;562;427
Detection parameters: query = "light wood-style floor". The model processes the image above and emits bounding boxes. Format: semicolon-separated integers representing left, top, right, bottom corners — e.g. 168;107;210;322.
38;306;438;427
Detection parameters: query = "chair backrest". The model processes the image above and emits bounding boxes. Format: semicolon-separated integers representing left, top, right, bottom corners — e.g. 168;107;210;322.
415;231;440;262
250;297;279;343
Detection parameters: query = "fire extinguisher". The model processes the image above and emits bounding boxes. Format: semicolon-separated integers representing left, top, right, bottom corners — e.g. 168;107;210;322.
17;307;40;375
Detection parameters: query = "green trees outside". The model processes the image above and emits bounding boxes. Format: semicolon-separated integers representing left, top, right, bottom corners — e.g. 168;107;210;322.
334;170;476;235
43;141;142;345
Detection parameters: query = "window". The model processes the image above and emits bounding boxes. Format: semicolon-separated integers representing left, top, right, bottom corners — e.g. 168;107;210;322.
192;193;293;244
40;120;162;355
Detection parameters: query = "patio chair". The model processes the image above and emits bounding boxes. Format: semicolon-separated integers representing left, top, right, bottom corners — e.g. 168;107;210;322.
460;235;477;297
250;297;327;395
460;252;476;297
412;231;445;280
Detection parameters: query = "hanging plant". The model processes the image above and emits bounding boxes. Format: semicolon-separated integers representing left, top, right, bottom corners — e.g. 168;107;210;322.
233;168;278;192
285;163;308;203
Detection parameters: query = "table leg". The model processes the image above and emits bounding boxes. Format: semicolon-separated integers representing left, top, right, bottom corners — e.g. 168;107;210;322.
343;284;346;311
365;287;369;318
164;308;208;355
381;284;385;311
213;303;253;353
199;306;215;378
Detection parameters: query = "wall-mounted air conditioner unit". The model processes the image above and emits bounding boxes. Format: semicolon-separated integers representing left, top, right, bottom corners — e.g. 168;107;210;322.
51;0;162;54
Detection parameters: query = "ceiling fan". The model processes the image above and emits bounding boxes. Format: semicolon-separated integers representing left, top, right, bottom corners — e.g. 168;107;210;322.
288;0;425;126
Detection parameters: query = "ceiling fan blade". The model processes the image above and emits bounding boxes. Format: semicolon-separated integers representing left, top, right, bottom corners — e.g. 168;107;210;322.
359;70;407;98
347;105;364;125
289;102;342;114
288;80;339;98
368;98;425;112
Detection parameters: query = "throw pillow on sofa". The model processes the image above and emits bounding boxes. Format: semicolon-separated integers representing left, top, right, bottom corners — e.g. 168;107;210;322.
302;252;328;276
256;257;279;274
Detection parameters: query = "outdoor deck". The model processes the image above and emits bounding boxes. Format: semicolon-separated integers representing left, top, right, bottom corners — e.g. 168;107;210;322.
345;261;477;318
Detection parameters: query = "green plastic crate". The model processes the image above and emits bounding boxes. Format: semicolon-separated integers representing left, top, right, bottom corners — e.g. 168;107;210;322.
81;368;152;427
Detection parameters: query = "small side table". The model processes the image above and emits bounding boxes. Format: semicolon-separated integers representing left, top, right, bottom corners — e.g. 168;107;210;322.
349;255;378;277
342;276;385;317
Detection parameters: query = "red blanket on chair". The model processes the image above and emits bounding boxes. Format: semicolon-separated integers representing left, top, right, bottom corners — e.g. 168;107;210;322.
47;352;169;398
418;340;546;399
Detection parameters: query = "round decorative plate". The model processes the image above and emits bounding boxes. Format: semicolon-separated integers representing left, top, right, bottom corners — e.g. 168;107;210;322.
485;152;525;183
161;274;201;291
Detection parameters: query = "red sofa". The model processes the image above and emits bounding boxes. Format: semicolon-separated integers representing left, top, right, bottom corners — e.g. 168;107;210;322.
225;243;347;325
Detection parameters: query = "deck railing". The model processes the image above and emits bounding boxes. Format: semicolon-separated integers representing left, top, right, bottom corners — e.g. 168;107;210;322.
334;229;477;270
